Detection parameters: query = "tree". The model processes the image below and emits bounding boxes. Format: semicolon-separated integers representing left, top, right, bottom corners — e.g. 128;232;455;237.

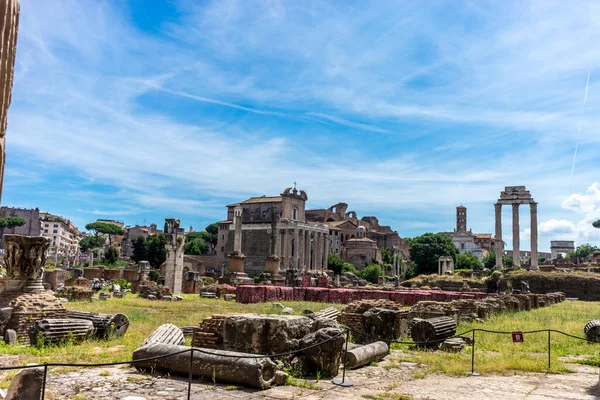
327;253;345;275
482;252;496;269
131;236;148;263
502;256;513;268
79;236;106;253
456;253;482;270
146;233;167;268
0;217;26;229
361;263;382;284
204;222;219;248
104;246;119;264
406;233;458;275
184;236;207;255
593;219;600;229
85;222;125;247
567;243;599;265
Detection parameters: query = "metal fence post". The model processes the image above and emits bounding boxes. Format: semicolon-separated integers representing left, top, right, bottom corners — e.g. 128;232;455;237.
470;330;479;376
332;329;353;387
41;363;48;400
547;330;551;371
188;348;194;400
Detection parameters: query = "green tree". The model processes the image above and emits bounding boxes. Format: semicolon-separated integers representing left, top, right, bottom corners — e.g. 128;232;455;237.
361;263;382;284
593;219;600;229
456;253;482;270
146;234;167;268
85;222;125;247
567;243;599;265
184;236;207;255
327;253;345;275
502;256;513;268
406;233;458;275
131;236;148;263
204;222;219;247
104;246;119;264
79;236;106;253
482;252;496;269
0;217;26;229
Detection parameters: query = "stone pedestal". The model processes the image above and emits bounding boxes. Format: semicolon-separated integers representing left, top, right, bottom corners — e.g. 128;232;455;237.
265;255;285;286
227;254;252;285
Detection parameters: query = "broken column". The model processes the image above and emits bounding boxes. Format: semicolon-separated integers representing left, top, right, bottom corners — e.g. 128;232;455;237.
164;218;185;294
265;206;284;285
346;341;389;369
228;205;251;284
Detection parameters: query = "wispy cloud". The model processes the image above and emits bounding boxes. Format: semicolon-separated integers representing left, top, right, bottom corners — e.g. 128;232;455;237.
3;0;600;251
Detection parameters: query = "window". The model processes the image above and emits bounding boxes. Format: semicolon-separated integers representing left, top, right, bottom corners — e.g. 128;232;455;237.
461;243;465;249
293;208;298;220
221;234;224;240
54;224;58;228
44;224;49;227
53;229;58;234
44;229;48;233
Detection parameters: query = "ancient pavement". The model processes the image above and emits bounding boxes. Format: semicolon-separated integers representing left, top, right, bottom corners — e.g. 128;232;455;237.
29;356;600;400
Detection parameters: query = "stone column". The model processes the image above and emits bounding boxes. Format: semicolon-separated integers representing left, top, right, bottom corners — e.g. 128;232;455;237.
494;203;503;268
512;203;520;267
281;229;288;271
530;202;538;270
322;231;329;271
165;218;186;294
0;0;19;203
293;228;300;270
316;232;323;270
304;230;310;271
311;232;318;271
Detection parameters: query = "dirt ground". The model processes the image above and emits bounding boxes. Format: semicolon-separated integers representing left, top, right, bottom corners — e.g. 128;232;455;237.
3;351;598;400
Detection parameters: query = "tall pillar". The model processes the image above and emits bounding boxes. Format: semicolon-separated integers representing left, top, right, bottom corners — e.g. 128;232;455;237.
304;230;310;271
494;203;503;268
311;232;318;271
316;232;323;270
530;202;538;270
165;218;185;294
322;231;330;271
293;228;300;270
512;203;520;267
281;229;288;271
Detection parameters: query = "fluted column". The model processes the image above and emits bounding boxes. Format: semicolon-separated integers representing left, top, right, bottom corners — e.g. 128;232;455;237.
304;230;310;271
530;202;538;270
512;203;520;267
322;231;330;270
293;228;299;270
281;230;288;270
494;203;503;268
311;232;318;271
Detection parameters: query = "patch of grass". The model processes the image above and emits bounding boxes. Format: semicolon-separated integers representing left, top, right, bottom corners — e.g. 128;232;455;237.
99;370;111;376
390;300;600;376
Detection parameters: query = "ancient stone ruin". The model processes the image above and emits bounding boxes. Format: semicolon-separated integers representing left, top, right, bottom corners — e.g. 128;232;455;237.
164;218;185;294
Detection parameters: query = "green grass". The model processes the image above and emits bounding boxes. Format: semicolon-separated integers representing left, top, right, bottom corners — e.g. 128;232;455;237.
390;300;600;375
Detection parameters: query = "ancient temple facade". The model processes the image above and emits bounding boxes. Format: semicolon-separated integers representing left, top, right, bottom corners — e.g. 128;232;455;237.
216;188;329;276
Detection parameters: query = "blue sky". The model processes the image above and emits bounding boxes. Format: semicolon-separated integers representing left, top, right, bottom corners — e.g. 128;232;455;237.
4;0;600;252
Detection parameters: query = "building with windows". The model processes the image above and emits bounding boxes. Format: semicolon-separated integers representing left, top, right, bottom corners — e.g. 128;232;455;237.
0;207;41;249
216;187;330;276
40;212;80;261
441;206;496;261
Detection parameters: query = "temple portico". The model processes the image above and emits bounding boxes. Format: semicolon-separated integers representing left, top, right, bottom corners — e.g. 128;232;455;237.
494;186;538;270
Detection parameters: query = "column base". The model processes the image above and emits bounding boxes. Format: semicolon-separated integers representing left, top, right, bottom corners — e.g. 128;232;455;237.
228;254;246;274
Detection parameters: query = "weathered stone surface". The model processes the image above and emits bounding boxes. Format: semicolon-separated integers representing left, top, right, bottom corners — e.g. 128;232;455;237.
147;294;157;300
4;328;16;345
67;311;129;339
346;341;389;369
141;324;185;347
4;235;51;292
6;292;67;344
29;318;94;346
4;367;44;400
132;343;284;390
222;314;314;355
0;307;13;336
282;307;294;314
363;308;398;342
441;337;466;352
299;327;344;377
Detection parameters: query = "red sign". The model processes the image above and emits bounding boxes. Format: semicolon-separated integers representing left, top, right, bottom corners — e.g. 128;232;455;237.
512;331;524;343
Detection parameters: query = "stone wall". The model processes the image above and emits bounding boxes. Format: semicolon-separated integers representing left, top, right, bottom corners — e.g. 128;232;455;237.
43;269;67;290
223;229;270;276
502;272;600;301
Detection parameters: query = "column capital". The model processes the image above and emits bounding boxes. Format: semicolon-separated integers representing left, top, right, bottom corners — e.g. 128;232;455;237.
530;202;537;212
494;203;502;210
512;203;520;211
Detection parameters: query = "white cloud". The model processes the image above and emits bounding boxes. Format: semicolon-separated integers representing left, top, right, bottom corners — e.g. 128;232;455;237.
562;183;600;214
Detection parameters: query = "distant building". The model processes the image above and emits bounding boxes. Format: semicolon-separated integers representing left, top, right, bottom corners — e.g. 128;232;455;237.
0;207;41;249
96;219;125;228
441;206;494;261
40;212;80;259
121;225;151;257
